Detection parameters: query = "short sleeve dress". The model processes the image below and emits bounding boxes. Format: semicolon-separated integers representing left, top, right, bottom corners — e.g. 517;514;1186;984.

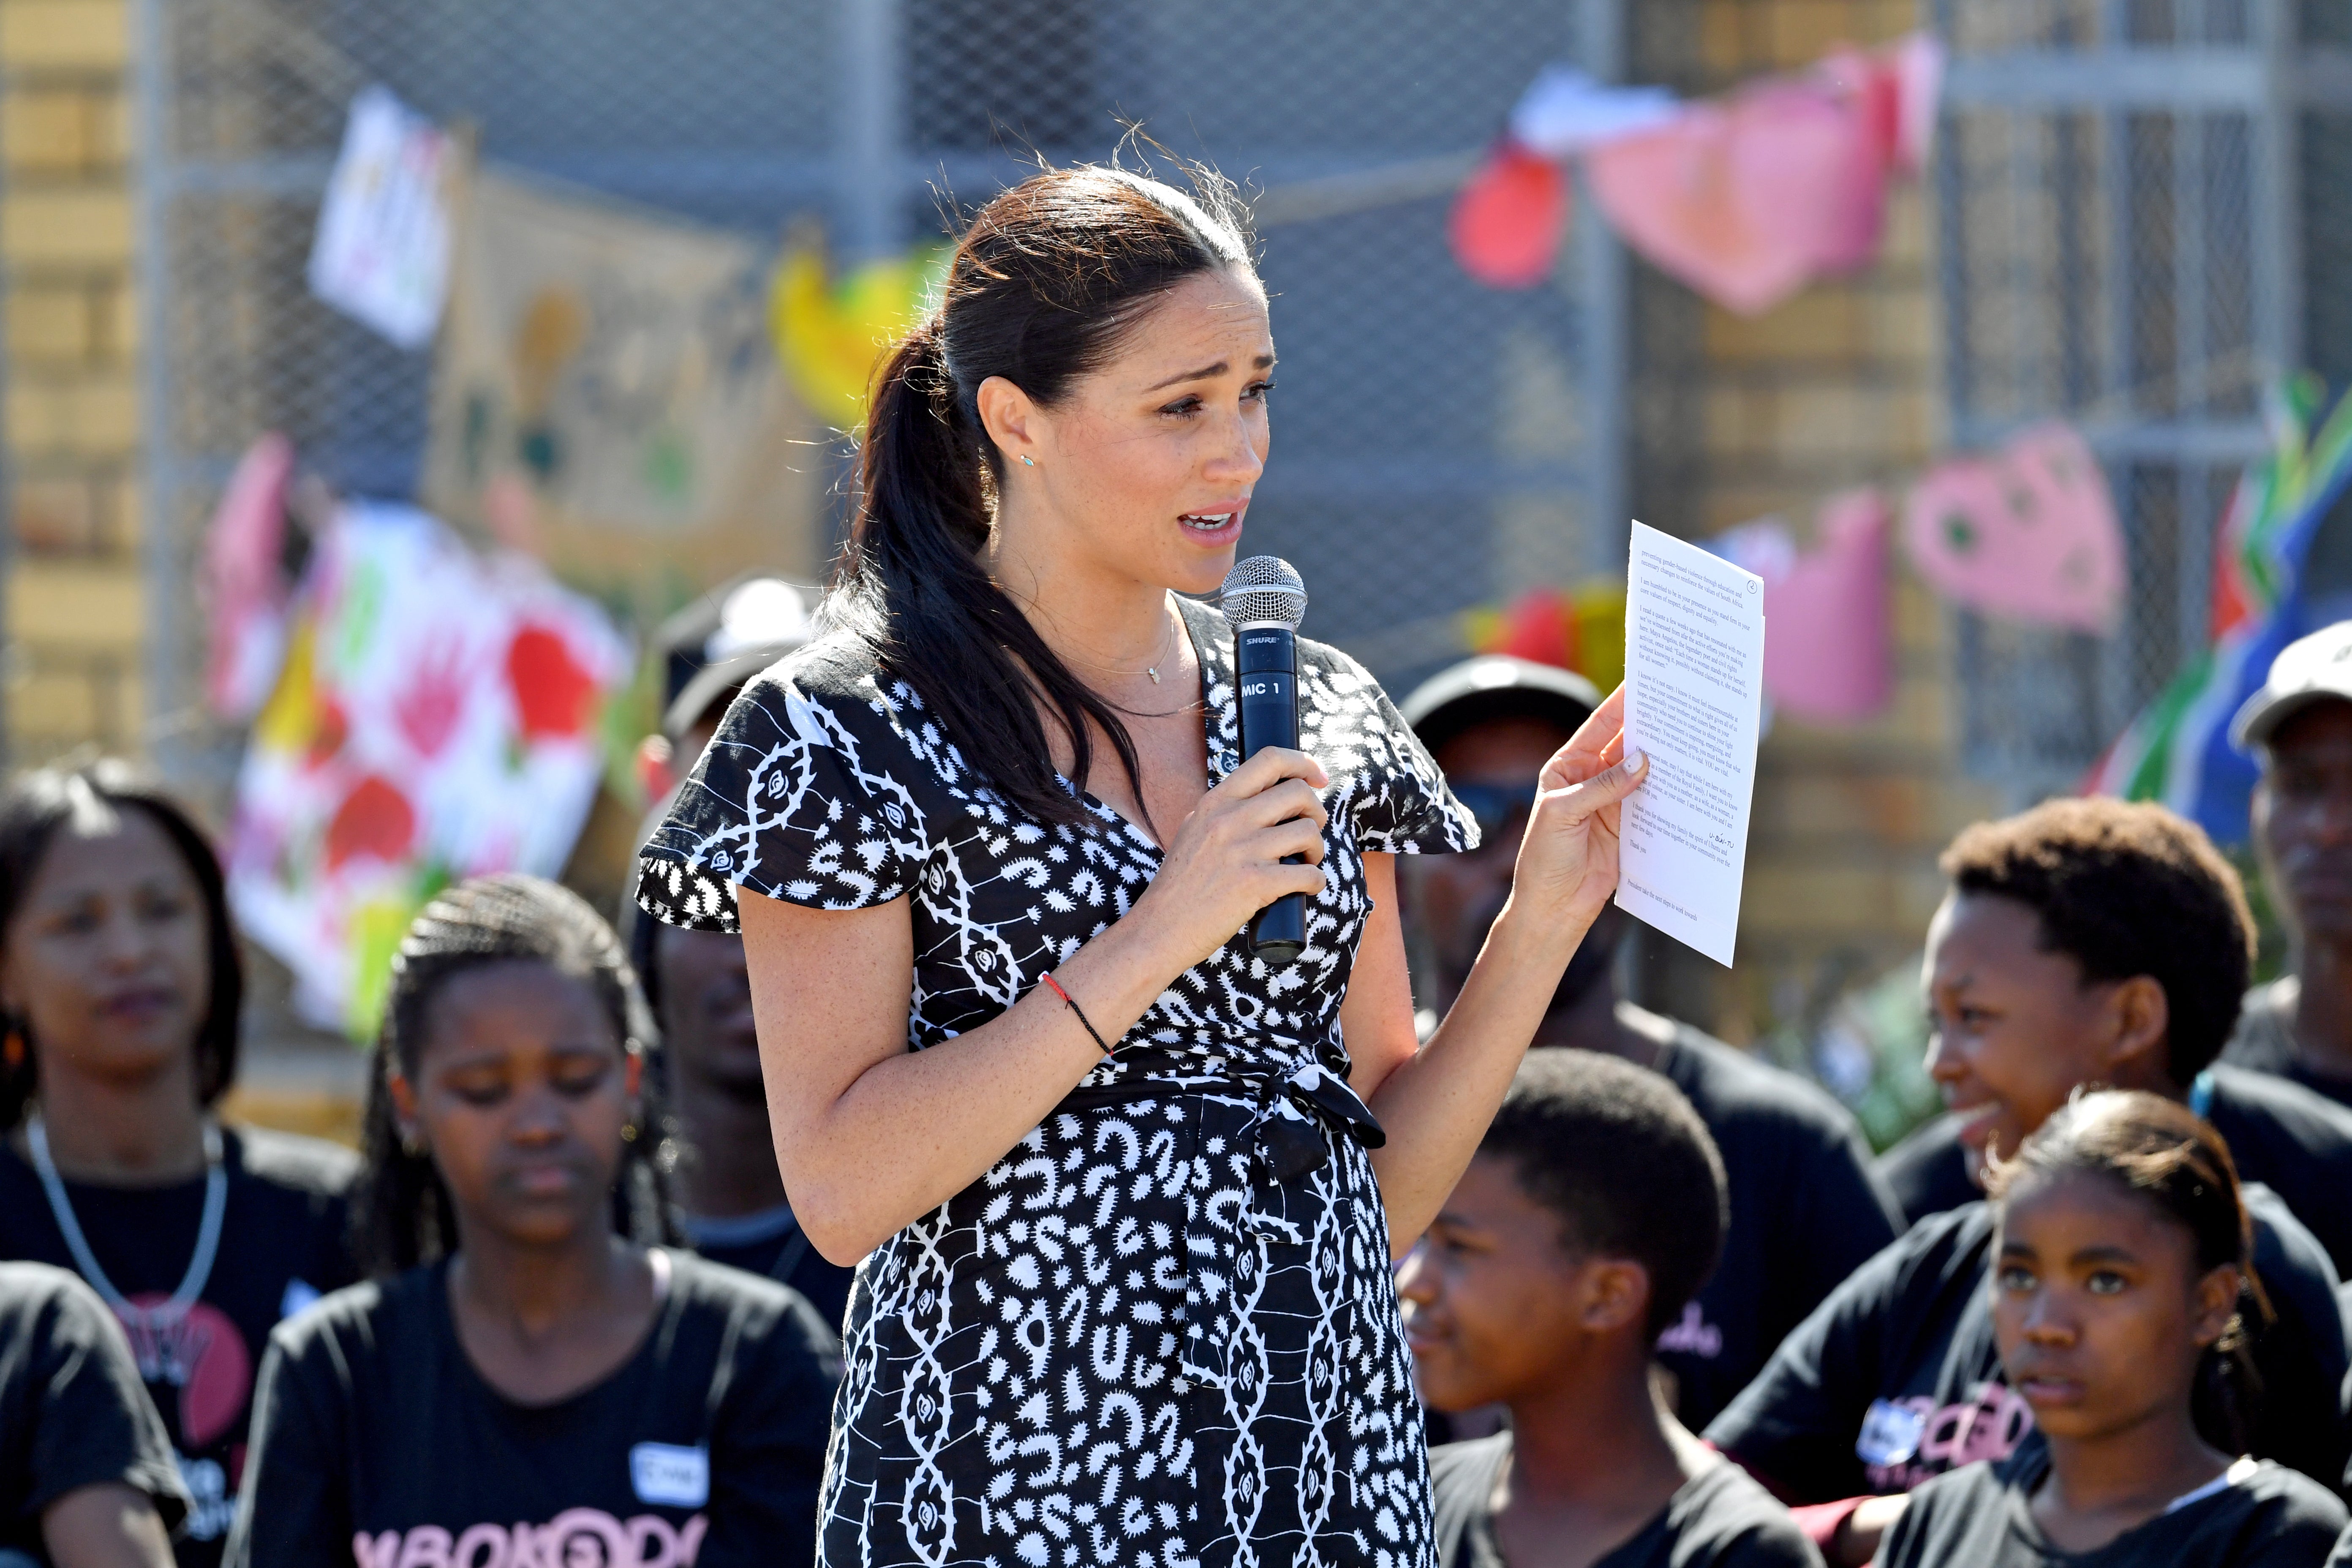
637;593;1475;1568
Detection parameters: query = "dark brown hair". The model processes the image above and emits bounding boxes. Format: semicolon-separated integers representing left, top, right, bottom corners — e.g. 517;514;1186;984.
1941;798;2255;1083
1989;1089;2266;1451
1481;1049;1729;1338
834;161;1256;827
0;760;242;1132
354;874;677;1276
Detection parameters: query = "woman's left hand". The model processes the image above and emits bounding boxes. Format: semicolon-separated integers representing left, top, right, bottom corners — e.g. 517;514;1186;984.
1504;684;1648;936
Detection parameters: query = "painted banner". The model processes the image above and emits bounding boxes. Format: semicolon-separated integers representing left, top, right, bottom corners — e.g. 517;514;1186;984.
226;503;631;1034
422;169;819;621
1901;422;2126;635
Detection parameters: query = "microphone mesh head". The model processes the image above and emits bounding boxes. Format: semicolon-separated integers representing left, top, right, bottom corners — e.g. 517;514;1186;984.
1219;555;1307;630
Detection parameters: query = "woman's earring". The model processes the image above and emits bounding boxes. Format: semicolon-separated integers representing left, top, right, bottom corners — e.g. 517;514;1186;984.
1021;455;1035;467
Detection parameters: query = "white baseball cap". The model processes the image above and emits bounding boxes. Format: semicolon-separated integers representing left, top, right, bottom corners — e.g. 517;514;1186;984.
2231;621;2352;751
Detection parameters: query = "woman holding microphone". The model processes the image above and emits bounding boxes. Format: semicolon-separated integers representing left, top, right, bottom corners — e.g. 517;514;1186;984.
636;161;1647;1568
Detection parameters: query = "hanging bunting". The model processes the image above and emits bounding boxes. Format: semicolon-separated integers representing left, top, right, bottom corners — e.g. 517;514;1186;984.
1447;144;1569;290
1759;490;1896;723
1454;34;1941;311
1901;421;2125;635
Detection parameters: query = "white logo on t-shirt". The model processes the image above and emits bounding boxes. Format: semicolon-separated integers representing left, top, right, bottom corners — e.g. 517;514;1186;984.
630;1443;710;1508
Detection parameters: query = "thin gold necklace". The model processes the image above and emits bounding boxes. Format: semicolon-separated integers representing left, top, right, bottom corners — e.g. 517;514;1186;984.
1059;612;1178;685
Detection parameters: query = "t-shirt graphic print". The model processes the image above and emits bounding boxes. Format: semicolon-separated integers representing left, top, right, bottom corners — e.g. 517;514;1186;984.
0;1127;357;1568
226;1251;840;1568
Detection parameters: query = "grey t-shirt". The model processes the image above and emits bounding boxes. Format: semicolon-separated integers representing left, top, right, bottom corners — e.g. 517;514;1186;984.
1428;1433;1821;1568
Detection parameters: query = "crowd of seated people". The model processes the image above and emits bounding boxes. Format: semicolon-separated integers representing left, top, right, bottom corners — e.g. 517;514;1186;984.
8;613;2352;1567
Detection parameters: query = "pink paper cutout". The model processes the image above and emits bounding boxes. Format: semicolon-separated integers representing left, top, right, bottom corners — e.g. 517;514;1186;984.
1586;82;1884;315
1451;143;1569;289
1759;490;1895;723
1902;422;2125;635
1889;33;1945;177
203;433;296;721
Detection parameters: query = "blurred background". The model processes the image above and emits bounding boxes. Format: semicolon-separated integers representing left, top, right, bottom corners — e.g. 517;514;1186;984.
1;0;2347;1145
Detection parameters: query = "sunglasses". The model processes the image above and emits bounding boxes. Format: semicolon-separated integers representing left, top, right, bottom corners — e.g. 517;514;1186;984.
1448;779;1543;844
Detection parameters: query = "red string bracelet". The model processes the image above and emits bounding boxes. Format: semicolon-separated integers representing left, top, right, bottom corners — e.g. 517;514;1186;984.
1040;973;1116;1056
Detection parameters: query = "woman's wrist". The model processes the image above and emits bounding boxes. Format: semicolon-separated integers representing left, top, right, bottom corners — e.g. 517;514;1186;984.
1484;892;1592;976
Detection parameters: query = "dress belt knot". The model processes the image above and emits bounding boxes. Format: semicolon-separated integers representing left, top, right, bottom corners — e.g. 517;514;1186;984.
1052;1057;1386;1181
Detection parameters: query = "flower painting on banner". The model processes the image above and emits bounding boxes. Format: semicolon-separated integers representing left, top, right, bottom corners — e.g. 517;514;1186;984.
226;502;631;1034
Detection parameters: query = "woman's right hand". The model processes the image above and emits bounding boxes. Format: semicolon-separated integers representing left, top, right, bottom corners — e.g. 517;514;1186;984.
1134;747;1331;970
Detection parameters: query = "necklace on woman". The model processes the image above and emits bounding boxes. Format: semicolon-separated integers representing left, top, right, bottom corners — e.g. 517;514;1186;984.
28;1115;228;1383
1060;612;1177;685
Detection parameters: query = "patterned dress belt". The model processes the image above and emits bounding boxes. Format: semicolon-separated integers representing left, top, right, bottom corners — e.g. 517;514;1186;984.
1052;1059;1387;1182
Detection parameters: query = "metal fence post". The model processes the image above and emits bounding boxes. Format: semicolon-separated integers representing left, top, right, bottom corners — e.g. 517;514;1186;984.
1575;0;1630;570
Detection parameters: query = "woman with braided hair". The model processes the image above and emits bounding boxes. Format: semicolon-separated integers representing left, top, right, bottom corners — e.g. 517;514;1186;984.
226;875;840;1568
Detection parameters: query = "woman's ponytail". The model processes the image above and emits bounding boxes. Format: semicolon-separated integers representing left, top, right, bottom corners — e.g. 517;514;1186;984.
832;161;1256;830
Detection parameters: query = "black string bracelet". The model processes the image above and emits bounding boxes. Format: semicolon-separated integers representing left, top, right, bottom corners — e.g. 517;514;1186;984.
1040;973;1116;1056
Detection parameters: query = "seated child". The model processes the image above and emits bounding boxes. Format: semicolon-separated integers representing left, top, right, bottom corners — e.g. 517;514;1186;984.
1401;1050;1821;1568
1878;1091;2347;1567
0;1261;183;1568
226;877;840;1568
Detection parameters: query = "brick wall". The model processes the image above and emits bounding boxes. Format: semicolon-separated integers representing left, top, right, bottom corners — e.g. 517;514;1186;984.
1;0;143;765
1629;0;1995;1041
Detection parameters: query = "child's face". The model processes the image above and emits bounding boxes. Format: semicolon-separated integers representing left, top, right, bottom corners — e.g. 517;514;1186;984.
1992;1169;2239;1443
391;960;640;1250
1922;893;2165;1186
1396;1155;1643;1412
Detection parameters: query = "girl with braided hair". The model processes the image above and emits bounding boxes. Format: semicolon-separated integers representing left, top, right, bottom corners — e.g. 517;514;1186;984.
227;875;839;1568
1877;1091;2347;1567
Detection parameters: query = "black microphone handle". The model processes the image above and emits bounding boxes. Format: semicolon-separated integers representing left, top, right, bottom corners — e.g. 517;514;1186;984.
1234;625;1307;966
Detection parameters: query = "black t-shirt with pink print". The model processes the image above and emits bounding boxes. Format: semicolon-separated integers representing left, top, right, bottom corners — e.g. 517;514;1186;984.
1703;1187;2352;1504
225;1250;840;1568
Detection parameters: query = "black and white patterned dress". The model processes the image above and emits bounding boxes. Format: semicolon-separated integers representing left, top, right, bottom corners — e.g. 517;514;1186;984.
637;593;1475;1568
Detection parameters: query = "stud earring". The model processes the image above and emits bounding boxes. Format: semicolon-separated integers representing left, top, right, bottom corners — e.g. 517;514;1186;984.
1021;455;1035;467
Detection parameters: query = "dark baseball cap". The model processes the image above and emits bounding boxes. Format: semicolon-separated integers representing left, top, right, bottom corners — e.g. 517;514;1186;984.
1398;655;1603;757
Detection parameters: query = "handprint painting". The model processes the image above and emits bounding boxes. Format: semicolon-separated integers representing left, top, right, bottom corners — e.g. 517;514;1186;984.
227;501;629;1034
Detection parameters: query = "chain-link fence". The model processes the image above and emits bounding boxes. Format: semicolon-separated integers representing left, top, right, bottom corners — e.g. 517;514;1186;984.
1932;0;2352;800
134;0;1636;802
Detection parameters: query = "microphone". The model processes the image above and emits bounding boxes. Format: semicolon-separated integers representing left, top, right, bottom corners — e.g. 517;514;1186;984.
1218;555;1310;967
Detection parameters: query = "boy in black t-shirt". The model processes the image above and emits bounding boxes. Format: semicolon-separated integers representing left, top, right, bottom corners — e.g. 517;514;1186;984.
626;581;856;1330
0;1263;186;1568
1397;656;1903;1428
1876;1093;2345;1568
1874;788;2352;1275
1709;798;2352;1563
1400;1051;1820;1568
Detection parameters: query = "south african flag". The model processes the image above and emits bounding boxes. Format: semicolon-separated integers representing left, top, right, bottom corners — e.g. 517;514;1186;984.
2086;377;2352;844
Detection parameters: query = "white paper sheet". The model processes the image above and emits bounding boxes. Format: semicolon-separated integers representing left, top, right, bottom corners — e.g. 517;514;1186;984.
1615;520;1766;966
